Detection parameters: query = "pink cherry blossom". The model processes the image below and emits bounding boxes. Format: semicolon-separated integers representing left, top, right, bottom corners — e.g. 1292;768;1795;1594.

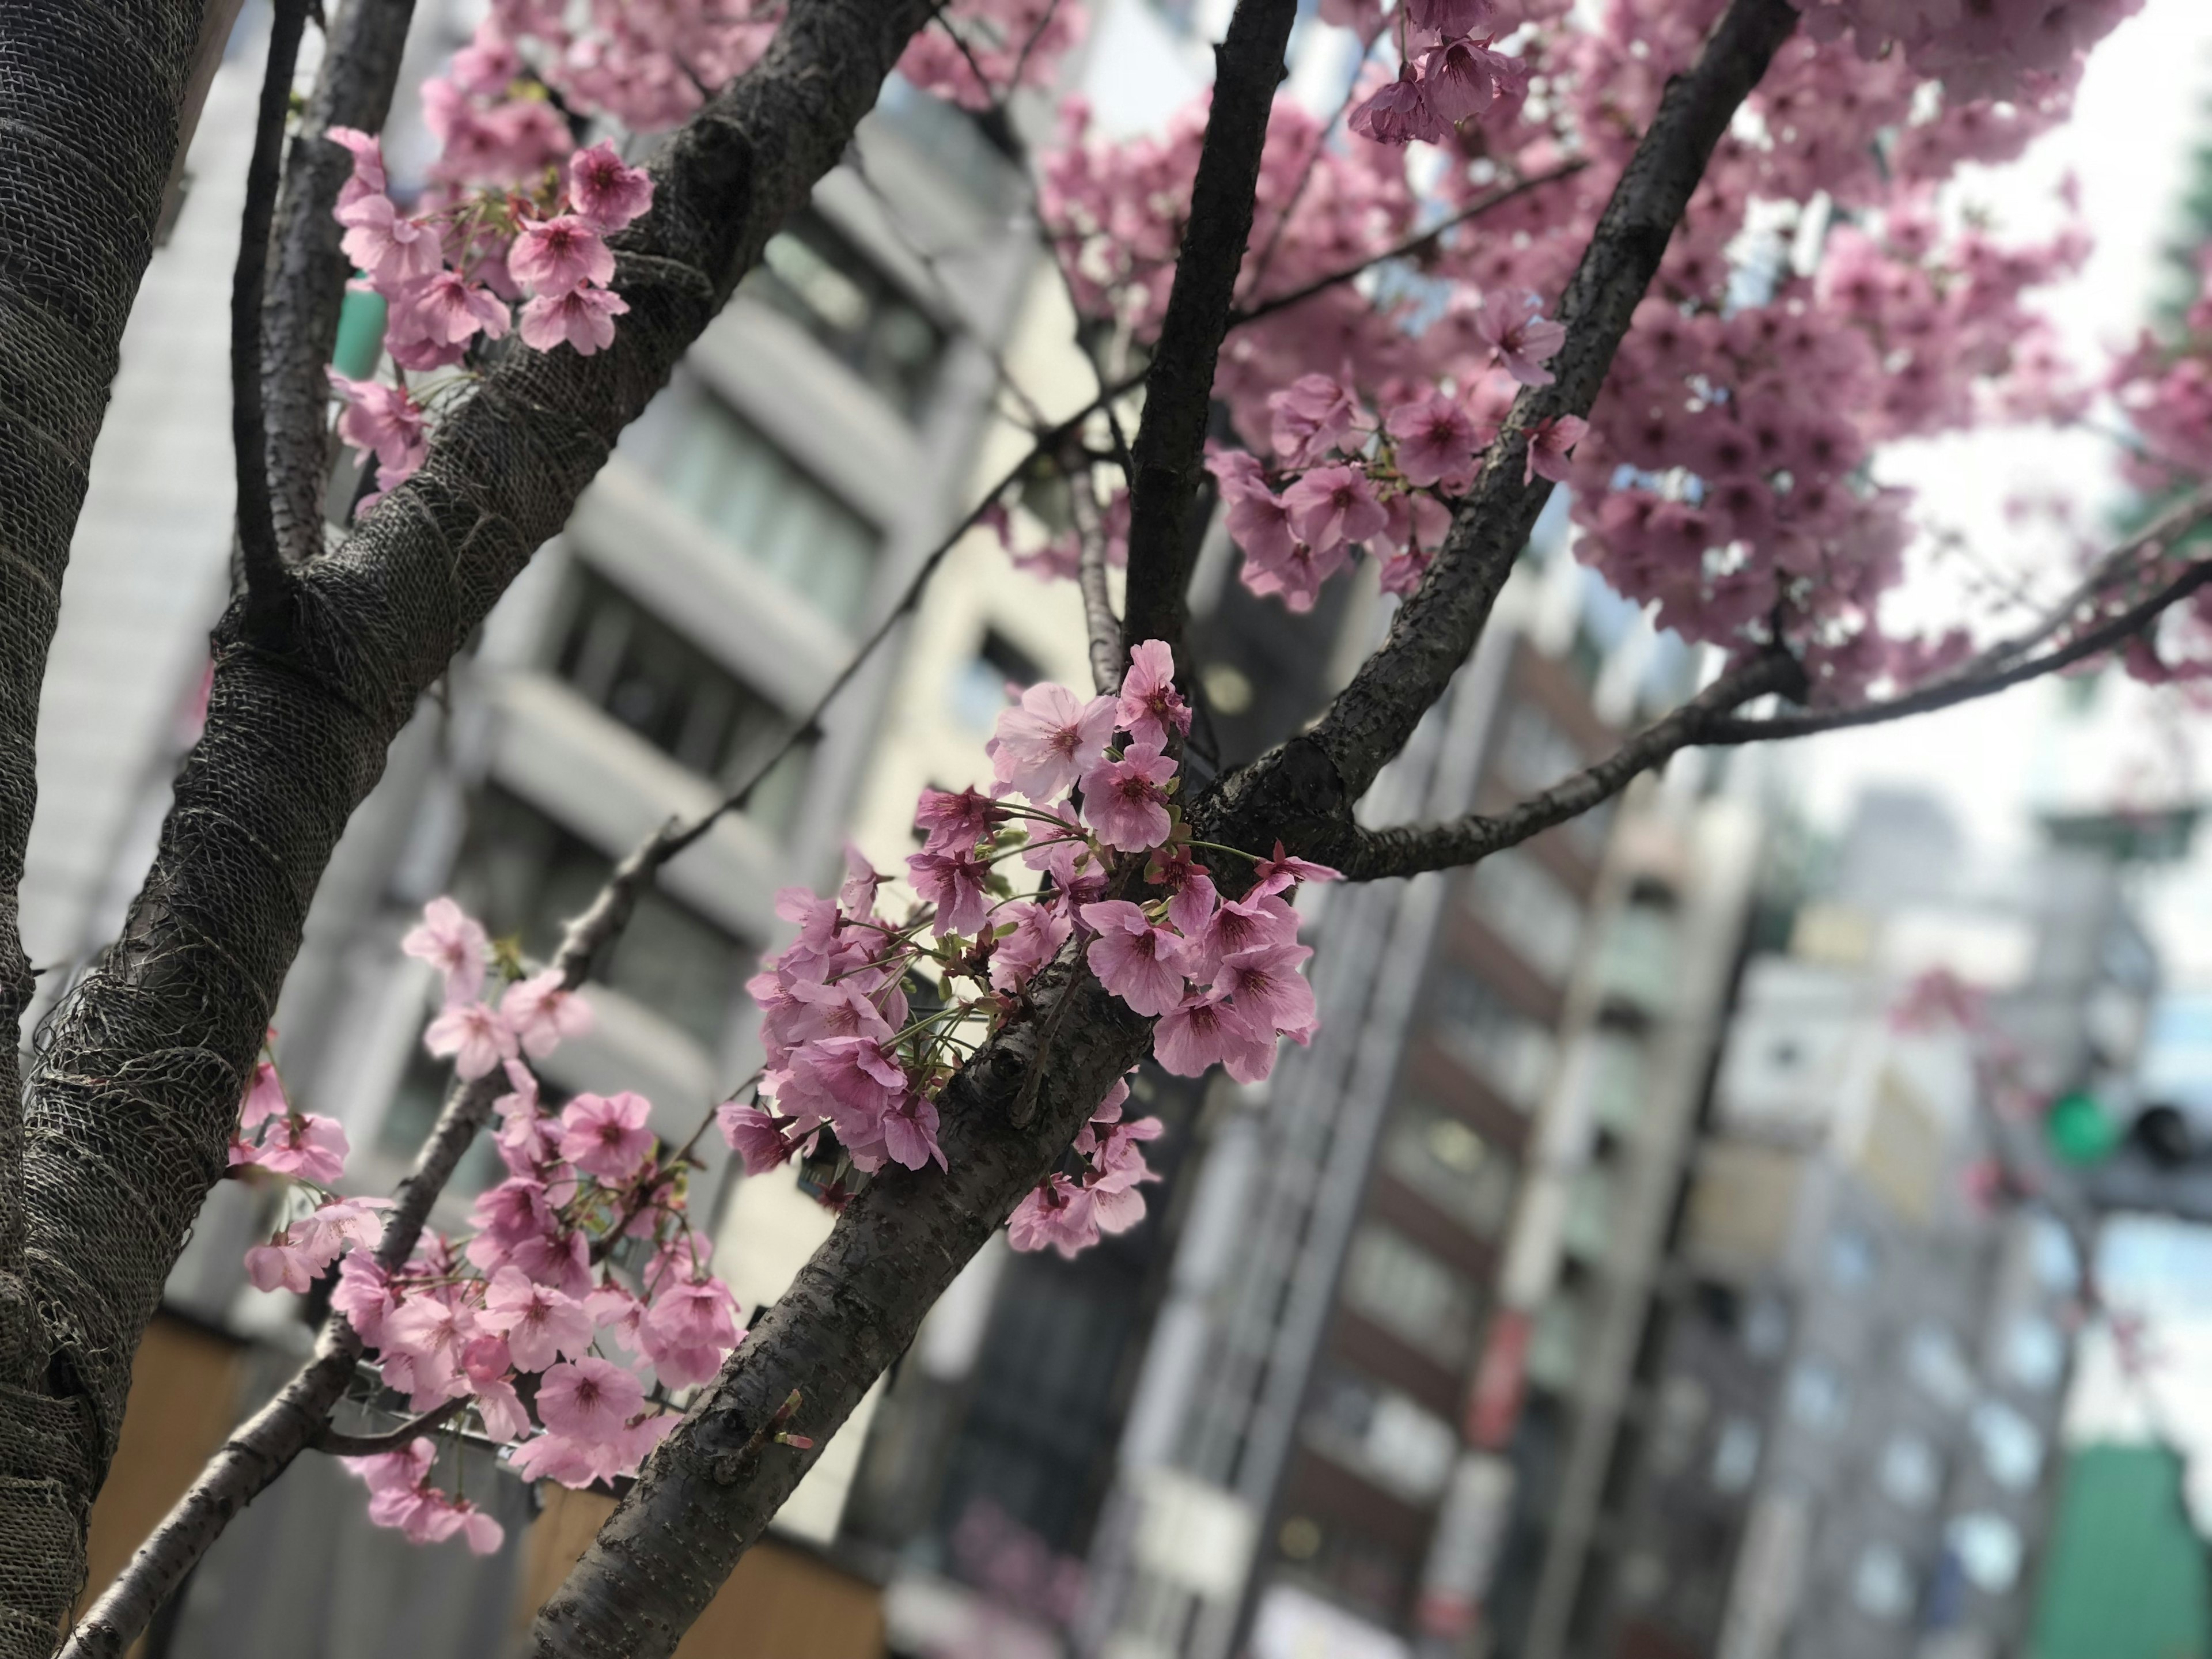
1421;39;1505;127
1210;448;1300;570
567;140;656;232
718;1101;799;1176
536;1354;647;1442
1348;65;1445;147
338;195;443;289
1185;889;1300;984
1283;466;1389;555
1404;0;1497;35
1007;1174;1100;1259
639;1278;739;1389
401;896;488;1003
907;845;994;937
1525;415;1589;485
1252;843;1343;895
1268;374;1364;465
988;682;1117;801
424;1000;518;1080
1476;293;1568;387
1079;743;1178;853
914;785;1004;854
502;968;592;1058
1387;393;1481;489
880;1091;947;1173
990;900;1072;993
1154;990;1275;1081
398;269;512;347
254;1112;350;1185
1080;902;1187;1017
479;1266;593;1372
332;1252;395;1345
839;846;887;917
328;372;428;480
325;127;387;213
1217;940;1320;1041
509;215;616;296
240;1060;289;1129
558;1092;655;1181
1117;640;1191;749
518;286;630;355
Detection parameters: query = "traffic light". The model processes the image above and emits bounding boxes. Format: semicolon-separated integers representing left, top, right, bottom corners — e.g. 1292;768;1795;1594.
2071;1099;2212;1222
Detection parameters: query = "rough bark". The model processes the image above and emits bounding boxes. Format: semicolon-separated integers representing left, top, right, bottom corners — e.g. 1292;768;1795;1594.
1116;0;1299;668
0;1;219;1648
259;0;418;565
7;1;934;1644
58;824;691;1659
529;959;1153;1658
1199;0;1803;867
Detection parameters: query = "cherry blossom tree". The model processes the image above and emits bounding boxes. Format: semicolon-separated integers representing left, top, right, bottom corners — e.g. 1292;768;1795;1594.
2;0;2211;1655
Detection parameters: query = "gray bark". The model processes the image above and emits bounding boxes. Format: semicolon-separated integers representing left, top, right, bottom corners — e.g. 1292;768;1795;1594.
0;2;219;1649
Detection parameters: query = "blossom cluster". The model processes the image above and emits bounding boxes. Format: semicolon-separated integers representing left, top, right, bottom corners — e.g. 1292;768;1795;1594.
1204;293;1579;610
1344;0;1533;147
239;898;741;1554
324;124;653;508
1019;0;2138;709
720;643;1335;1255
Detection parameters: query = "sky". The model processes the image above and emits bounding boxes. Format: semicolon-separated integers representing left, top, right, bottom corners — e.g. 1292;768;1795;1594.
1778;0;2212;979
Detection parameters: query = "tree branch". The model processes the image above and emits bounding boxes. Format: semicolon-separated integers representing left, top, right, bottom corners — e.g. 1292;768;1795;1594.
1340;649;1803;879
29;6;945;1652
234;0;309;609
1229;160;1592;330
528;948;1154;1658
1705;550;2212;744
1197;0;1802;869
1067;457;1125;694
259;0;418;566
1117;0;1300;666
309;1396;468;1458
58;820;701;1659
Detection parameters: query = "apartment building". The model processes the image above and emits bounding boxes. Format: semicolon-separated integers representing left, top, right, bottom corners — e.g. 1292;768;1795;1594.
1547;793;2150;1659
1065;514;1727;1659
26;7;1037;1653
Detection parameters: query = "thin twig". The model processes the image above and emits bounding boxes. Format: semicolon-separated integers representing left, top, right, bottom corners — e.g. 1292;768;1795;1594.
233;0;309;612
1230;160;1591;329
312;1396;468;1457
1067;454;1125;695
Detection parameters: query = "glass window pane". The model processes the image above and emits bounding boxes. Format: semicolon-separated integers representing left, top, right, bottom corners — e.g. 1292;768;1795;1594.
1377;1097;1517;1237
742;209;948;416
1342;1224;1480;1370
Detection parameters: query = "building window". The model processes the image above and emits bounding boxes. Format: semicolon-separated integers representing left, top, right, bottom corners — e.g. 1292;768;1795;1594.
742;209;946;416
1969;1400;2044;1491
1341;1223;1480;1370
1946;1513;2023;1593
948;628;1043;732
1464;847;1584;983
627;377;881;627
1824;1224;1876;1292
450;788;748;1047
1850;1544;1914;1622
1710;1416;1761;1493
2002;1315;2063;1392
554;567;809;835
1878;1434;1941;1509
1301;1363;1458;1505
1377;1097;1516;1237
1429;966;1557;1112
1493;702;1582;796
1784;1358;1847;1433
1903;1323;1975;1411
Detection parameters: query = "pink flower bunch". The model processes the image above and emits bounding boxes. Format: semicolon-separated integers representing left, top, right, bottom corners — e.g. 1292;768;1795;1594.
244;900;738;1548
1347;0;1529;147
897;0;1089;111
1203;336;1583;609
721;643;1330;1259
343;1436;505;1555
1006;1078;1163;1257
229;1054;352;1190
322;116;652;506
